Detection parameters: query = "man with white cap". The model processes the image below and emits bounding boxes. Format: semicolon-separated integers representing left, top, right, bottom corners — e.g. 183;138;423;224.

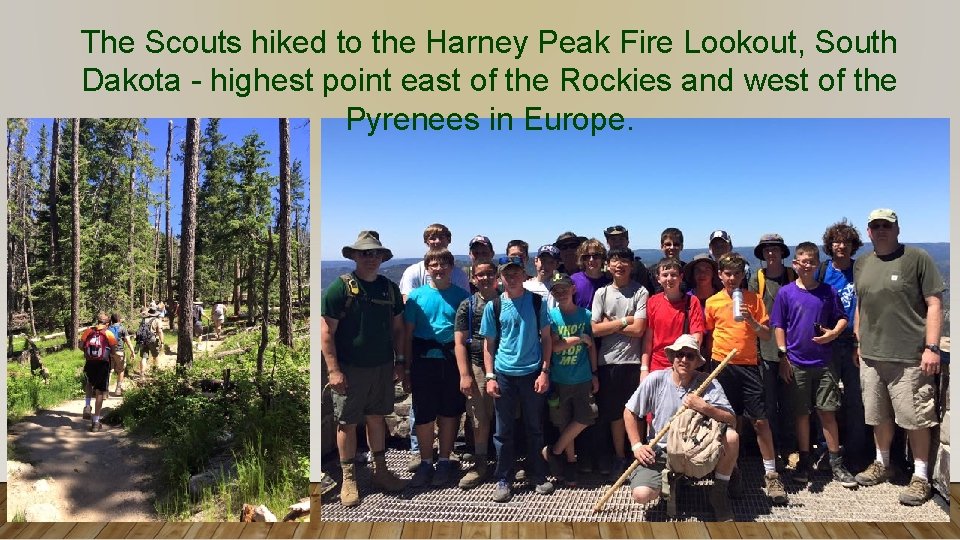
321;230;408;507
708;230;749;288
853;209;945;506
523;244;561;310
623;333;739;521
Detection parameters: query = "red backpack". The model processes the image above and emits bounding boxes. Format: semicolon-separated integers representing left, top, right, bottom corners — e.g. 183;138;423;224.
84;327;110;362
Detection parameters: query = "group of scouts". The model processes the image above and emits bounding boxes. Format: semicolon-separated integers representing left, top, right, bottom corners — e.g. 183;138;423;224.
320;207;945;521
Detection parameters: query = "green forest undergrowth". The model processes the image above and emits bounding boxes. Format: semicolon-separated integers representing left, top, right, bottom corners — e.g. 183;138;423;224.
112;329;309;521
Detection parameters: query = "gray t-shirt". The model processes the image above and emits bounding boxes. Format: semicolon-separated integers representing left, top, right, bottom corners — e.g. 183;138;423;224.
625;368;732;449
591;281;648;366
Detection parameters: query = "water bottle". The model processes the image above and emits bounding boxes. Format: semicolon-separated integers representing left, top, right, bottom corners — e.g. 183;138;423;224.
732;289;744;322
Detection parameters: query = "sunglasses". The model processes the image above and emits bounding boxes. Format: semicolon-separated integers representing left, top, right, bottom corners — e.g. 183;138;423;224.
357;250;382;258
581;253;604;260
869;221;894;230
673;351;700;361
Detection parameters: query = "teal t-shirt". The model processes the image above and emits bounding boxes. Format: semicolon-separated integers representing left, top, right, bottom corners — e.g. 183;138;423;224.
549;306;593;385
479;291;549;376
404;284;470;358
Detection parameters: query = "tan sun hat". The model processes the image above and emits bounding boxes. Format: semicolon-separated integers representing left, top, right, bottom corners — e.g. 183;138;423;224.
341;230;393;262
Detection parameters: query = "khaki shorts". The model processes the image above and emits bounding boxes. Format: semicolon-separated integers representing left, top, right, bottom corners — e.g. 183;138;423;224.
861;358;938;430
330;362;395;426
789;363;840;415
548;380;598;428
110;351;126;373
629;448;667;491
465;364;494;430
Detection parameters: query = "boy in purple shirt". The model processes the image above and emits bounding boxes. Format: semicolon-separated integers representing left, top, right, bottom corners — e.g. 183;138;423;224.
770;242;857;488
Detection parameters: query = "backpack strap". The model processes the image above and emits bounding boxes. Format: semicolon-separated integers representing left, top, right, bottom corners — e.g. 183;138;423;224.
757;268;766;300
682;294;691;335
532;292;543;332
493;294;502;337
467;294;476;345
337;273;361;319
814;261;828;283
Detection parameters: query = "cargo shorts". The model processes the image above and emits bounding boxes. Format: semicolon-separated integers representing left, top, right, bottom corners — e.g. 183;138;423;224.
330;362;395;426
861;358;938;430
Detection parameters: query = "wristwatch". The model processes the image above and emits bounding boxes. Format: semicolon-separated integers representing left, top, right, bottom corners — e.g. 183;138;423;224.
925;343;941;354
541;367;551;375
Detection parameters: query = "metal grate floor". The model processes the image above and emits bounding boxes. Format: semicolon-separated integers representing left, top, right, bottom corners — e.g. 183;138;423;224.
319;450;949;522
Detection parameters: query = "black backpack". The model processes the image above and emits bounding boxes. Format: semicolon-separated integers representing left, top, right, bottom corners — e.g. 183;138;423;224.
492;292;543;337
135;317;158;346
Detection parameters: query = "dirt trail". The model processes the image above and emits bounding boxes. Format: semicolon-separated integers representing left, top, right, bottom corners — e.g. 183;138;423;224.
8;337;226;522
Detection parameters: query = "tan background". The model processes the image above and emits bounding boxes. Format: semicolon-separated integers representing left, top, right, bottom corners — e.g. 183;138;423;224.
1;0;956;485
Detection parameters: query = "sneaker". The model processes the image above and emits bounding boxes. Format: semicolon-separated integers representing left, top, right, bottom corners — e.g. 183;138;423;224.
458;460;489;490
492;479;512;502
793;456;811;484
409;462;434;488
542;446;563;480
431;460;457;487
89;421;103;432
764;472;788;504
514;468;527;483
855;461;893;487
578;459;594;475
534;478;555;495
407;453;422;473
563;461;578;487
727;466;743;498
82;405;92;420
831;462;859;489
597;456;613;477
899;476;931;506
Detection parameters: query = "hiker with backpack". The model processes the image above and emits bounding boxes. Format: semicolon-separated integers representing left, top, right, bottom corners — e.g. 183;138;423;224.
453;259;499;490
135;306;165;378
401;248;470;488
479;255;555;502
192;301;205;348
78;313;119;432
213;301;226;339
108;313;136;396
320;230;408;507
748;233;799;472
623;333;739;521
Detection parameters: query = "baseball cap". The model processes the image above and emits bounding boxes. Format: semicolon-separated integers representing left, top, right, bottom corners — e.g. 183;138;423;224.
469;235;493;249
548;273;574;290
497;256;524;273
709;230;732;245
537;244;560;259
604;225;628;236
867;208;898;223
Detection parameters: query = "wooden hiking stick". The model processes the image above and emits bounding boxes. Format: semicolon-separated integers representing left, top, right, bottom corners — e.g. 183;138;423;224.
592;348;737;513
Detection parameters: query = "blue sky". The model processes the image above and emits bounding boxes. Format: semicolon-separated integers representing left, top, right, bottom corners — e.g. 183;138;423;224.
321;118;949;260
23;118;310;233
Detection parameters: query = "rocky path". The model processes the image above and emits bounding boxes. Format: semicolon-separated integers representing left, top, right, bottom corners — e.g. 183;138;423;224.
7;337;226;522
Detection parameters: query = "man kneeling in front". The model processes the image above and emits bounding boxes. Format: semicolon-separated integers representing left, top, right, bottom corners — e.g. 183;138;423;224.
623;334;740;521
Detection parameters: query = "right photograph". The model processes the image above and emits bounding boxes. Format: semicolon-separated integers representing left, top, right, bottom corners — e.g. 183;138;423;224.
318;118;949;523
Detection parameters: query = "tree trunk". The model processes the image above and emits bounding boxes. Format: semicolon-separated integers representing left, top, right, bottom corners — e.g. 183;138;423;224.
49;118;61;271
246;251;256;326
70;118;80;349
165;120;174;313
256;226;274;377
152;203;161;299
278;119;293;346
294;207;303;315
128;130;138;313
20;156;36;337
176;118;201;368
233;256;242;316
5;125;12;353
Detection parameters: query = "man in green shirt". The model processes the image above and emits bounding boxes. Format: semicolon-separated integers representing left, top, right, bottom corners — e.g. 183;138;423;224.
852;209;945;506
321;231;408;507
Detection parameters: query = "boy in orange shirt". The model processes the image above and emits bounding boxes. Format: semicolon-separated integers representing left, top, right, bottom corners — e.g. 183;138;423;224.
704;252;787;505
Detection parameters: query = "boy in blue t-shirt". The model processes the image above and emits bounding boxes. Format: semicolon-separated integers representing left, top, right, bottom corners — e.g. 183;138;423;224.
402;249;470;488
479;256;554;502
542;273;598;487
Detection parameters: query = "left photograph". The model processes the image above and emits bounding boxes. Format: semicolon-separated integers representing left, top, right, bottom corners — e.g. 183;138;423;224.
6;118;311;522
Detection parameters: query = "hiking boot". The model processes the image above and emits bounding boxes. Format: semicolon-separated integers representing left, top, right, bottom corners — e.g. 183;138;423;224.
431;460;457;487
793;454;811;484
407;453;422;473
831;462;859;489
319;472;337;496
340;463;360;507
89;421;103;432
459;460;489;490
764;472;788;504
82;405;92;420
710;478;734;522
542;446;563;480
371;457;407;493
899;476;931;506
492;479;512;502
563;461;578;488
534;478;555;495
409;462;434;488
855;461;893;487
727;466;743;498
664;473;679;518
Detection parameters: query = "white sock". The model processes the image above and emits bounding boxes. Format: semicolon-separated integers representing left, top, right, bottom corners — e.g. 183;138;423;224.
715;472;731;482
92;415;99;423
914;460;928;479
763;459;776;474
877;449;890;467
